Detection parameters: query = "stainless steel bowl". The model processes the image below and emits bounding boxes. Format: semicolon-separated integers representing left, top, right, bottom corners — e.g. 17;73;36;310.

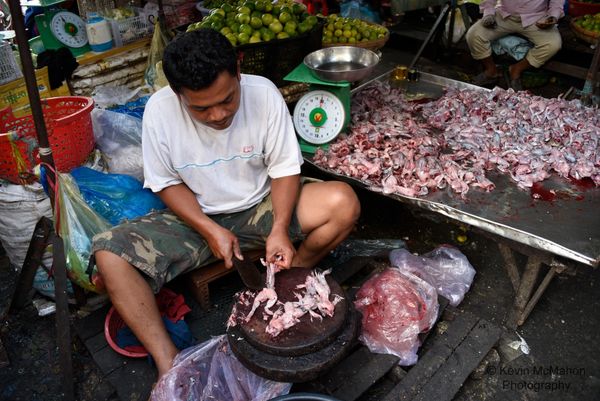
303;46;380;83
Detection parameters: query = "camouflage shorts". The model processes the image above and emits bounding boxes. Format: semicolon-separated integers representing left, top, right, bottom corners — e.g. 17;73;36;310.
91;193;304;292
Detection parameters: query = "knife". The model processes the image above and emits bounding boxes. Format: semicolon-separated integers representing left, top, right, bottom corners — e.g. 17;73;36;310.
232;254;264;291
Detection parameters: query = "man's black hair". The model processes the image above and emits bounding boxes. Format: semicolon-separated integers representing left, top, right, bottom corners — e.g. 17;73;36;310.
162;29;238;93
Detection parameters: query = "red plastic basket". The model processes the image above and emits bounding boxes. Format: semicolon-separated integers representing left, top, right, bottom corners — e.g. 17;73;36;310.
104;306;149;358
568;1;600;17
0;96;95;184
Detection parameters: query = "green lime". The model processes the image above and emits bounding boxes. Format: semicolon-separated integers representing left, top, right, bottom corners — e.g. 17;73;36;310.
306;15;318;26
236;13;250;24
298;21;311;34
225;32;238;45
249;35;262;43
292;3;305;15
284;20;297;35
277;31;290;39
261;13;274;26
210;8;226;18
242;1;255;11
239;23;253;35
250;16;263;29
210;20;224;31
237;5;251;15
279;12;292;24
269;20;283;34
238;32;250;44
261;27;275;41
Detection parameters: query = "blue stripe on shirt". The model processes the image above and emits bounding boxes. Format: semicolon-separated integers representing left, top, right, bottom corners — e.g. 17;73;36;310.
174;153;264;170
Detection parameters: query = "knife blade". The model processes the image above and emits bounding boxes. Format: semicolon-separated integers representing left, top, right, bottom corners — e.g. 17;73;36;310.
232;254;264;290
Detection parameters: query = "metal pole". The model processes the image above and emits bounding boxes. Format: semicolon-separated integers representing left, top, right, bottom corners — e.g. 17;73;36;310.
409;3;451;70
7;2;74;400
7;0;56;194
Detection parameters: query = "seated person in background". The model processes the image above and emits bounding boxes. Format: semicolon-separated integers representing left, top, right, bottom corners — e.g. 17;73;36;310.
465;0;565;90
92;28;361;379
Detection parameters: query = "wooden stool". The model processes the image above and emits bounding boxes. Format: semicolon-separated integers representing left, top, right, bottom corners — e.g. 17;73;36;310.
186;249;265;310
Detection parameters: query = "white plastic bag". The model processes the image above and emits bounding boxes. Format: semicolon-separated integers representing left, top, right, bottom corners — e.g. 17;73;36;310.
91;108;144;181
389;245;476;307
443;8;468;45
150;335;292;401
354;268;438;366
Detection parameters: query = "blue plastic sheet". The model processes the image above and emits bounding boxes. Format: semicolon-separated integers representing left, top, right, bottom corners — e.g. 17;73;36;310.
70;167;165;225
108;96;150;120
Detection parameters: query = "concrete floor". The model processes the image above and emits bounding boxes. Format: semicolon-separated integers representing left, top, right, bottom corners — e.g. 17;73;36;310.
1;19;599;401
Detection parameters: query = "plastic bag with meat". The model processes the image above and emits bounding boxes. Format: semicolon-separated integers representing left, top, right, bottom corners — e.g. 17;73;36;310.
354;268;438;366
389;245;476;307
150;335;291;401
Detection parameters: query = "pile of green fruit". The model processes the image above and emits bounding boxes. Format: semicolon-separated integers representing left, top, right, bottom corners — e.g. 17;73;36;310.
322;14;388;45
574;12;600;34
187;0;320;46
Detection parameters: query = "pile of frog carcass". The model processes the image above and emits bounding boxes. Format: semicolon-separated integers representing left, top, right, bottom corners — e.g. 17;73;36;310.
227;261;343;337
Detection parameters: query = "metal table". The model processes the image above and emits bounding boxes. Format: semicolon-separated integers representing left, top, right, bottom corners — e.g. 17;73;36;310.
306;70;600;328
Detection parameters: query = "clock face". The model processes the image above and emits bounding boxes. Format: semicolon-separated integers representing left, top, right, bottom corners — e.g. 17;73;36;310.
293;90;345;145
50;11;88;48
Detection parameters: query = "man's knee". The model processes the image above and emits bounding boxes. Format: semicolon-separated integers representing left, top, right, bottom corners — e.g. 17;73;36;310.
545;37;562;59
95;250;128;278
327;182;361;224
465;26;478;48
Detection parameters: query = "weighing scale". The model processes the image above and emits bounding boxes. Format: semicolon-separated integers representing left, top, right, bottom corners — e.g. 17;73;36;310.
284;63;351;154
35;9;91;57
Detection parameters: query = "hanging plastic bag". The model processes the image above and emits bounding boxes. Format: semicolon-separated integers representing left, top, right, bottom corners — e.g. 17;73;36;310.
91;108;144;181
354;268;438;366
443;7;468;45
389;245;475;307
145;17;170;91
54;172;112;292
71;167;165;226
150;335;292;401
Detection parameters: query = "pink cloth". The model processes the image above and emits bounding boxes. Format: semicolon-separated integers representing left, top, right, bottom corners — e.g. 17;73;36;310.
480;0;565;27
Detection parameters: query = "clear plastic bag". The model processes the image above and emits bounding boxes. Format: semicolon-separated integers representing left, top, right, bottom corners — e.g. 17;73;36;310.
70;167;165;225
150;335;292;401
91;108;144;181
144;17;170;91
354;268;438;366
389;245;475;307
55;172;112;293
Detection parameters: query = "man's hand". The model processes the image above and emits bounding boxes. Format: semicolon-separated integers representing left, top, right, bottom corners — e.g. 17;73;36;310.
536;16;557;29
266;227;296;270
482;15;496;29
205;225;242;269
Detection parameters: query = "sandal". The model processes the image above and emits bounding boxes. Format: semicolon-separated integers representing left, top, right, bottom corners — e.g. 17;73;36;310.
503;68;523;91
471;71;500;87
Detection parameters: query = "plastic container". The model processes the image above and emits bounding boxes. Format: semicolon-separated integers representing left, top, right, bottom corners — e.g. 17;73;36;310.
0;41;23;85
86;12;114;52
0;96;95;184
237;23;324;88
107;9;154;47
104;306;149;358
568;0;600;17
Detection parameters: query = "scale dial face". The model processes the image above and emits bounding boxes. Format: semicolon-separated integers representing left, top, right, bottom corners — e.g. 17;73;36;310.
50;11;88;48
293;90;346;145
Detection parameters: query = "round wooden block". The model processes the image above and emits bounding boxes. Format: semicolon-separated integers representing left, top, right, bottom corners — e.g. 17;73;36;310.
233;268;348;357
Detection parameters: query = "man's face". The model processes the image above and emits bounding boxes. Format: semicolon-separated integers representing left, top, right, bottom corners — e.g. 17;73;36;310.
179;69;241;130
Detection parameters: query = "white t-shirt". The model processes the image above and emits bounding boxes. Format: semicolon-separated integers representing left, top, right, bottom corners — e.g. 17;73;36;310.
142;74;303;215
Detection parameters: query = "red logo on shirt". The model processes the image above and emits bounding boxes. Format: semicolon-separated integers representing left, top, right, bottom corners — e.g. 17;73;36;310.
242;145;254;153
